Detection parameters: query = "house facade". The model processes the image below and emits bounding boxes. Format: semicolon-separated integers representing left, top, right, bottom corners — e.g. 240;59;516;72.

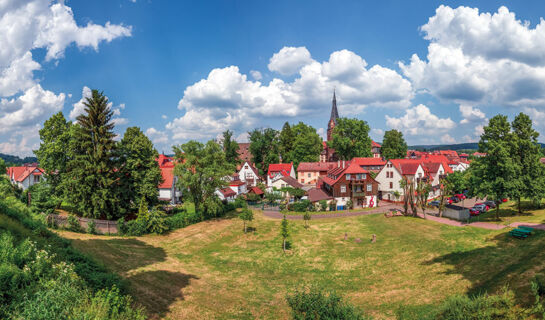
375;159;425;202
351;157;386;173
229;179;247;195
156;154;181;204
296;162;338;186
321;162;379;209
267;163;295;187
6;166;44;190
216;188;236;202
237;161;262;187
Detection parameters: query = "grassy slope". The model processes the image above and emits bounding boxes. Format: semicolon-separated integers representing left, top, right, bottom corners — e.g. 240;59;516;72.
58;210;545;320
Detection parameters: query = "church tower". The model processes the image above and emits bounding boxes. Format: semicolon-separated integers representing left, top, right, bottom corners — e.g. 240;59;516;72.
327;89;339;142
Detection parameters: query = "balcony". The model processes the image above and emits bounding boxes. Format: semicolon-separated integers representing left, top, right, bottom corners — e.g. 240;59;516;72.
352;191;366;197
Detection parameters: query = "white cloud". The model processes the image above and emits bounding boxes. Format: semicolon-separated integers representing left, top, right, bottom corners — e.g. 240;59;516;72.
385;104;455;136
145;127;168;144
235;132;249;143
441;134;456;144
399;5;545;109
0;0;131;155
459;104;486;124
249;70;262;80
69;86;92;119
268;46;313;75
161;114;167;119
167;47;413;141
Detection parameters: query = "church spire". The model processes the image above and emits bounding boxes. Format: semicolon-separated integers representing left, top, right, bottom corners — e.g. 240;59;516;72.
330;89;339;124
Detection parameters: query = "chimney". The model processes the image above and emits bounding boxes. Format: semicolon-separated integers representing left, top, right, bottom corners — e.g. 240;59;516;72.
337;160;340;167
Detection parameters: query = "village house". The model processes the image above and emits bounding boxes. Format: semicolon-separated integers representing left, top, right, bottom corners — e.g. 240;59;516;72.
296;162;338;186
156;154;181;204
216;188;237;202
371;141;382;158
267;163;295;187
320;162;379;210
237;161;262;187
269;175;304;200
228;179;247;196
6;165;44;190
351;157;386;173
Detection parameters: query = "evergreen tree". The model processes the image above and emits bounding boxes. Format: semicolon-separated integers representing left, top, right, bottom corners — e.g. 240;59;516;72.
248;128;280;175
381;129;408;160
327;118;372;160
469;115;517;220
289;122;323;168
119;126;162;207
64;90;128;219
279;122;294;162
173;140;234;218
511;113;545;211
221;130;240;165
34;112;72;200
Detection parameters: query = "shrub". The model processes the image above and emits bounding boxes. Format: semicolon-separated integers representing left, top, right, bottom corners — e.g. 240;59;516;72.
116;218;127;235
319;200;328;211
234;196;247;209
124;219;147;236
147;207;168;234
86;219;98;235
346;200;353;210
286;286;370;320
67;215;81;232
290;200;312;212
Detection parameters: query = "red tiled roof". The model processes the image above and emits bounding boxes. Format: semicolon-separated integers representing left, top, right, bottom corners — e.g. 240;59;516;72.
248;186;264;195
307;188;333;202
156;154;175;168
280;175;304;189
229;180;245;186
297;162;338;172
158;167;174;189
268;163;293;178
219;188;236;198
6;166;43;182
344;162;368;174
389;159;422;175
371;140;381;148
351;157;386;166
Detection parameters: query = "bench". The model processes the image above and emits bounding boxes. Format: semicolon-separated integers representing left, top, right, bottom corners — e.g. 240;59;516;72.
517;226;534;232
509;228;531;239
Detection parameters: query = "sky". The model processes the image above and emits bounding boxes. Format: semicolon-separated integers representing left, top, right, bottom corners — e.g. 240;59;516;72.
3;0;545;156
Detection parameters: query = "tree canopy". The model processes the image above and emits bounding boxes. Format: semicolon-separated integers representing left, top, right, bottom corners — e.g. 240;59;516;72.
286;122;322;168
381;129;407;160
279;122;294;162
173;140;234;219
249;128;280;175
221;130;240;166
327;118;372;160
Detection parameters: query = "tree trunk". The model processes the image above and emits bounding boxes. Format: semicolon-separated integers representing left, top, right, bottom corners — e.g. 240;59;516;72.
496;202;500;221
517;196;522;214
244;221;247;233
283;239;286;252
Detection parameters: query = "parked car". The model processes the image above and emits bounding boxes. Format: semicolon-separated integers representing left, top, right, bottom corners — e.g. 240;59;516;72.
454;193;466;200
469;207;481;216
475;203;490;211
471;204;488;215
428;200;440;208
483;200;496;209
448;196;460;204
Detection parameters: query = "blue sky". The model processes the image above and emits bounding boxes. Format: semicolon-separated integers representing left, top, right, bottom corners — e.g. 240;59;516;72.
3;0;545;156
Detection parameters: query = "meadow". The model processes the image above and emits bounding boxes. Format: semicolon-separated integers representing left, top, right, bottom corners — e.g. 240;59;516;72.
58;209;545;319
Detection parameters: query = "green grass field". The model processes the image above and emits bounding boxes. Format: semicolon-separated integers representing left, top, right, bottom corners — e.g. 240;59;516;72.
58;209;545;319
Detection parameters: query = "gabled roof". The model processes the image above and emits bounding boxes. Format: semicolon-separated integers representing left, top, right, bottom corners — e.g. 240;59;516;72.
219;188;236;198
7;166;43;182
240;161;260;176
157;154;175;168
351;157;386;166
158;167;174;189
248;186;264;195
343;162;368;174
307;188;333;202
297;162;337;172
279;175;304;189
268;163;293;178
371;140;381;148
389;159;423;175
229;180;246;186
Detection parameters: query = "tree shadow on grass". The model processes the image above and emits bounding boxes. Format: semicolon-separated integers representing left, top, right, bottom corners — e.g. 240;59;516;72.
69;238;167;273
128;270;199;319
422;230;545;299
470;207;533;223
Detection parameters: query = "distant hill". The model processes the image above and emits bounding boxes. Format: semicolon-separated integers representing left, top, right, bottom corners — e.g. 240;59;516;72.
0;153;38;165
408;142;545;151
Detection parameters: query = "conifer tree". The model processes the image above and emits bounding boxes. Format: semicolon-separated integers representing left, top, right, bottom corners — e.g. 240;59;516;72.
221;130;240;166
279;122;294;162
65;90;128;219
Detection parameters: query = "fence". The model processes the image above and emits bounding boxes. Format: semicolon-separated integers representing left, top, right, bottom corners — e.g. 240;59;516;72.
48;214;118;234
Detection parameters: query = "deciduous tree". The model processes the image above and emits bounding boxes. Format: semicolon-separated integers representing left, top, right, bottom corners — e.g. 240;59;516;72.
249;128;280;175
289;122;322;168
327;118;372;160
221;130;240;166
280;214;289;252
239;208;254;233
381;129;408;160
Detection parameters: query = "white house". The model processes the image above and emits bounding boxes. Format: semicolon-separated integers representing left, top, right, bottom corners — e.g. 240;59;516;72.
375;159;425;201
158;167;182;204
216;188;236;202
238;161;261;187
267;163;295;187
448;160;469;172
6;166;44;191
229;180;247;195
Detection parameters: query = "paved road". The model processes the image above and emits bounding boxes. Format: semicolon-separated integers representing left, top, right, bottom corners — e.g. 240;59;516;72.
260;199;536;231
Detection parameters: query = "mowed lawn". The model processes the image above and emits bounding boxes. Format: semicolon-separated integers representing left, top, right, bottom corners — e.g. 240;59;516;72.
58;210;545;319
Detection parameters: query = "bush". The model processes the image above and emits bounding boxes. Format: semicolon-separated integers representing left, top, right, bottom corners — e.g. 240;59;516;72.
233;196;247;209
67;215;81;232
124;219;147;236
86;220;98;235
286;286;370;320
290;200;312;212
147;207;168;234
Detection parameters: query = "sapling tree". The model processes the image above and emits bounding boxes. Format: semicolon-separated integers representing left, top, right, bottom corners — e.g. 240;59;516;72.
239;208;254;233
281;215;289;252
303;211;311;229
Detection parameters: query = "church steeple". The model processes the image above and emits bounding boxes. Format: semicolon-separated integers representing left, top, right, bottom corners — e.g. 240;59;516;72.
330;89;339;125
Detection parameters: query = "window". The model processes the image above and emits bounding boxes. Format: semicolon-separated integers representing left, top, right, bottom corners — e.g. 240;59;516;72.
362;174;367;180
308;173;311;178
418;173;423;178
367;184;372;192
340;185;346;193
244;165;248;169
301;179;305;183
346;174;351;180
34;175;40;183
389;182;393;189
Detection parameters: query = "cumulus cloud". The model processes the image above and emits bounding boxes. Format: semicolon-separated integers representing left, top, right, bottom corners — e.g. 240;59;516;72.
0;0;131;155
70;86;128;126
145;127;168;145
167;47;413;141
249;70;262;80
385;104;455;136
459;104;486;124
268;46;313;75
399;5;545;109
441;134;456;144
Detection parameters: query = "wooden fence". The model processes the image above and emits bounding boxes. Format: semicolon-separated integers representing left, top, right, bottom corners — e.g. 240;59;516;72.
48;214;118;234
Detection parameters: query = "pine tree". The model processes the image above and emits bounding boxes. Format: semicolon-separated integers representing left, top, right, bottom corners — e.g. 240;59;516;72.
221;130;240;166
279;122;294;162
64;89;128;219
